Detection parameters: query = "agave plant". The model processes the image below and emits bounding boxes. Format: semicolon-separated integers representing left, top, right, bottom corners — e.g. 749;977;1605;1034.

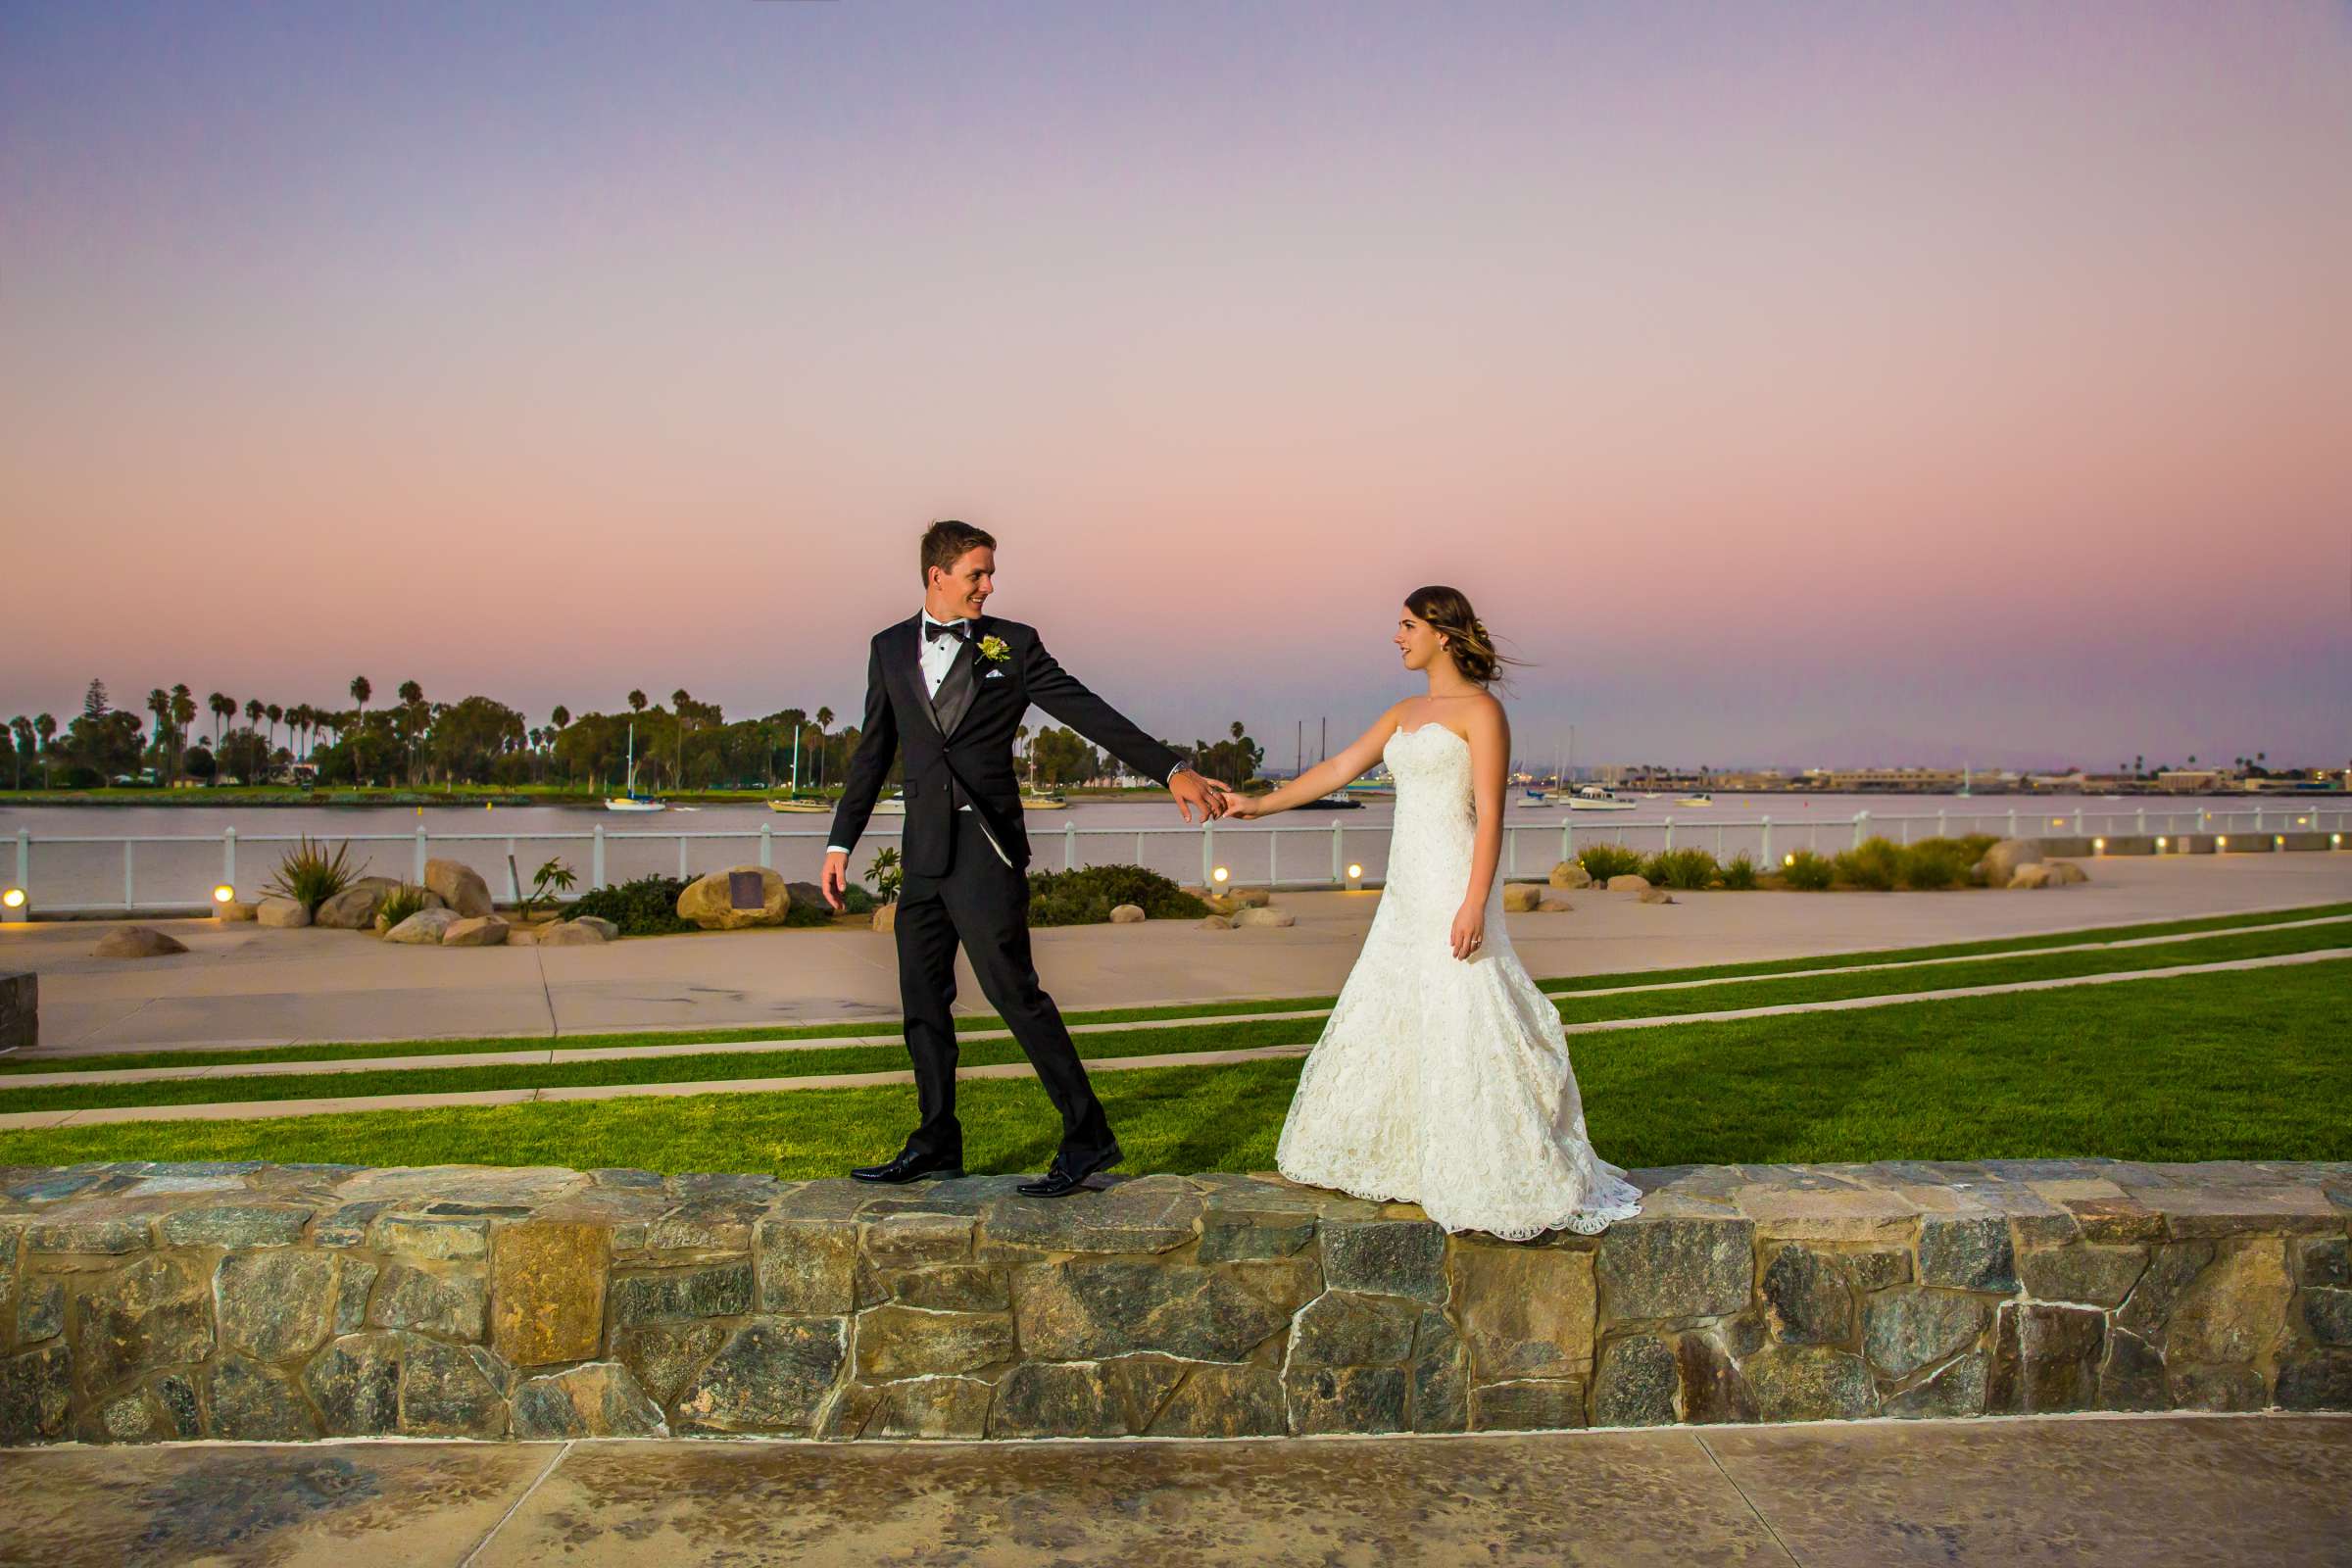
262;835;361;914
374;882;430;932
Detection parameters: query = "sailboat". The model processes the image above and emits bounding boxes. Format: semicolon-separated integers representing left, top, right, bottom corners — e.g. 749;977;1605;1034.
604;720;666;811
767;714;829;810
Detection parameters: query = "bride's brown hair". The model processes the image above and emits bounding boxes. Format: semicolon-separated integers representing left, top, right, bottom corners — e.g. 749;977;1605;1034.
1406;585;1521;687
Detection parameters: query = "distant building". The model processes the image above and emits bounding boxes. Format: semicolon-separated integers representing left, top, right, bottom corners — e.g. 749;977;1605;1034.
2157;769;2222;793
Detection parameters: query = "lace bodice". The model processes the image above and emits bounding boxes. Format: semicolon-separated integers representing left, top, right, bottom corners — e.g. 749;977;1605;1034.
1273;718;1643;1240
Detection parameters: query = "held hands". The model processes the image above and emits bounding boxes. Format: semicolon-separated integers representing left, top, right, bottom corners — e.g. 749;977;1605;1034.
1449;899;1486;961
1169;767;1234;823
1219;793;1265;820
820;851;851;911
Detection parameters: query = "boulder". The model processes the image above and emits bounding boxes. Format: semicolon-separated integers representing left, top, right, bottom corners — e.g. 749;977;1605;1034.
1538;899;1573;913
1230;887;1273;908
314;876;402;930
422;858;494;918
383;908;461;945
572;914;620;941
1975;838;2042;888
1549;860;1593;890
1605;874;1651;894
2047;860;2089;885
94;926;188;958
538;919;610;947
440;914;510;948
217;900;257;922
1500;885;1542;912
2008;863;2059;890
1109;904;1147;924
1233;906;1297;929
872;904;897;934
255;896;311;928
784;881;829;912
1638;887;1677;905
677;864;790;930
1198;914;1233;930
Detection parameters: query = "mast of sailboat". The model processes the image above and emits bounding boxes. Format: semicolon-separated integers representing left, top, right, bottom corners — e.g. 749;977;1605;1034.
624;720;636;797
789;718;802;795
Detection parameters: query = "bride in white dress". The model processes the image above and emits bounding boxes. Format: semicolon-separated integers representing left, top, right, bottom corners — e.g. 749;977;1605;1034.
1221;586;1643;1240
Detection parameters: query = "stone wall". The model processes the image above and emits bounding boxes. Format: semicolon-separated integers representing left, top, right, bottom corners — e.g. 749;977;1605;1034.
0;971;31;1054
2;1158;2346;1446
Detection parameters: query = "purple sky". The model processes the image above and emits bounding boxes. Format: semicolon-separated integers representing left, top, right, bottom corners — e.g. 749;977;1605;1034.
3;1;2346;769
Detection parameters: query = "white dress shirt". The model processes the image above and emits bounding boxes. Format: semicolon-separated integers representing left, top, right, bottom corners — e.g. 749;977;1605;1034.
827;612;1189;864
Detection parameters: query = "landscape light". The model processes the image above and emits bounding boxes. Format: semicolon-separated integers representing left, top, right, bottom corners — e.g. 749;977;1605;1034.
2051;816;2066;828
1783;853;1795;867
2093;837;2105;853
2156;837;2168;850
2216;835;2228;849
2333;834;2343;847
2275;835;2284;849
1346;862;1364;891
1;887;24;909
212;884;235;905
1211;866;1230;885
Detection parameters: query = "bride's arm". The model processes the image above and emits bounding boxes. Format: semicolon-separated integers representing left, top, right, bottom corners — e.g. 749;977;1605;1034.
1224;704;1406;819
1450;700;1510;958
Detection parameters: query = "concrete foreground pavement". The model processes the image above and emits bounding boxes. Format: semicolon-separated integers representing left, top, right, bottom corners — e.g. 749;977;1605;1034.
2;853;2347;1058
1;1414;2345;1567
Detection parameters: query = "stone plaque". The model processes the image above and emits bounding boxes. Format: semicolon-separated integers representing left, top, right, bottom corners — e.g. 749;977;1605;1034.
729;870;765;910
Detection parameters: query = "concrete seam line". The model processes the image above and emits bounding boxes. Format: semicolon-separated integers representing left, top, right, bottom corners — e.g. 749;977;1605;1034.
1691;1432;1804;1565
459;1438;572;1568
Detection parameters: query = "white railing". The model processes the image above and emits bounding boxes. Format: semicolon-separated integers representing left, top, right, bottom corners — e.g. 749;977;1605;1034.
4;802;2347;915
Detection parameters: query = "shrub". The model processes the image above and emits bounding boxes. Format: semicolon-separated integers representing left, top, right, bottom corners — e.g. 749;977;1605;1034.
1833;837;1901;891
1956;832;2000;863
866;847;903;906
262;835;361;914
1642;848;1722;890
375;882;430;930
1898;837;1974;890
840;883;876;915
1721;854;1759;890
1782;850;1836;890
1027;863;1210;927
1577;843;1644;882
568;874;698;936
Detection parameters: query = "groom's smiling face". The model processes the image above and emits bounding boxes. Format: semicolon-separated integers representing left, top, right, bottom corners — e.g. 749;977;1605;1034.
928;545;996;621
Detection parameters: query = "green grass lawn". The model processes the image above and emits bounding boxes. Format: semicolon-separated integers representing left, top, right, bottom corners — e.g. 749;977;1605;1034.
3;959;2343;1174
6;917;2343;1117
12;900;2347;1079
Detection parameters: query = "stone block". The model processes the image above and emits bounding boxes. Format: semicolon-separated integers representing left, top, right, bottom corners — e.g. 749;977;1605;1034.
1450;1243;1597;1379
0;1344;73;1446
1863;1289;1994;1380
2017;1243;2148;1307
982;1176;1202;1253
859;1211;973;1268
1285;1365;1407;1435
1406;1308;1468;1433
1287;1290;1420;1368
1672;1330;1757;1424
990;1358;1187;1439
1011;1257;1313;1362
159;1205;312;1249
1319;1219;1446;1303
511;1361;667;1438
2098;1328;2170;1412
1596;1214;1755;1321
865;1263;1008;1314
1148;1364;1288;1438
1739;1344;1877;1421
2276;1349;2352;1411
1469;1378;1589;1432
609;1260;755;1325
27;1214;154;1255
208;1354;317;1441
757;1218;858;1314
853;1305;1014;1380
2294;1235;2348;1288
1592;1335;1679;1427
368;1212;489;1261
1986;1301;2105;1414
215;1250;340;1361
675;1317;848;1434
19;1277;63;1344
2164;1241;2290;1365
1759;1244;1857;1346
1918;1213;2018;1293
369;1262;487;1342
2302;1287;2352;1346
490;1221;607;1367
1883;1352;1988;1419
612;1322;726;1410
1736;1184;1917;1243
400;1337;510;1436
2170;1364;2267;1412
72;1254;212;1393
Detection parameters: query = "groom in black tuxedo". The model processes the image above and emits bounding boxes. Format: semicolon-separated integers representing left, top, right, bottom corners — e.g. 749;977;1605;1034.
821;519;1231;1197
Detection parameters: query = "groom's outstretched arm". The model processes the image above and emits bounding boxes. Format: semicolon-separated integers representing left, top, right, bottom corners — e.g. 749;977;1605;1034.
824;639;898;869
1022;633;1221;816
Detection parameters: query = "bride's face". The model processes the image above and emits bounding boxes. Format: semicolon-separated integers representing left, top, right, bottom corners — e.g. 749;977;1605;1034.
1395;607;1447;672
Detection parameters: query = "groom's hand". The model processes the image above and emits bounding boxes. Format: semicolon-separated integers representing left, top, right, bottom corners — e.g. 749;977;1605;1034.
1169;767;1232;823
821;851;850;910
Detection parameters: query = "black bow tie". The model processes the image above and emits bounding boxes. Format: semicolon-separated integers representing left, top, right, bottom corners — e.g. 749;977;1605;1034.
923;617;969;644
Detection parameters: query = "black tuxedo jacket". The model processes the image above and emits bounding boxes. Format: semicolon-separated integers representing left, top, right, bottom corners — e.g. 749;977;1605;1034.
829;613;1186;876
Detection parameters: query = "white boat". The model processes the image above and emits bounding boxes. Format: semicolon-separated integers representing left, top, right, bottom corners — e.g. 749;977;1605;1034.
1550;784;1638;812
872;792;907;815
605;720;666;811
1020;793;1069;811
766;798;828;813
1676;794;1713;807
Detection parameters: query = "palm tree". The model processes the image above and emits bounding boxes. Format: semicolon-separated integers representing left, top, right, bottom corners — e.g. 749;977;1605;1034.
207;692;236;784
7;716;28;791
266;702;283;754
350;675;371;723
145;688;172;779
171;687;195;786
550;704;569;732
627;690;647;713
672;689;692;789
814;706;834;788
34;713;55;788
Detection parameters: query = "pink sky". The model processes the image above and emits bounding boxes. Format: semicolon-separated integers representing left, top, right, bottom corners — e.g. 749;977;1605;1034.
3;1;2346;768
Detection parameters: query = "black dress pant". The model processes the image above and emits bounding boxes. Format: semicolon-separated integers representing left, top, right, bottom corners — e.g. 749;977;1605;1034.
894;809;1117;1168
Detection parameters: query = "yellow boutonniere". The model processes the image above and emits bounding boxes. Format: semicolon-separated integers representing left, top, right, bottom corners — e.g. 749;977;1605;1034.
977;634;1011;663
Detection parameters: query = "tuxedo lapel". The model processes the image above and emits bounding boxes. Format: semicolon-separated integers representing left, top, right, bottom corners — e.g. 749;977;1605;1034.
931;622;986;738
897;618;947;738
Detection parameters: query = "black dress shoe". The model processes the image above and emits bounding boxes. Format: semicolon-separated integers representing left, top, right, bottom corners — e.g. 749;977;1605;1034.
1016;1144;1122;1198
850;1149;965;1184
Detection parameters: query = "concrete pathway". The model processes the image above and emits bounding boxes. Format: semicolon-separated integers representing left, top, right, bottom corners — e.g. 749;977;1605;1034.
9;910;2349;1088
1;1413;2345;1566
1;853;2346;1058
4;946;2342;1131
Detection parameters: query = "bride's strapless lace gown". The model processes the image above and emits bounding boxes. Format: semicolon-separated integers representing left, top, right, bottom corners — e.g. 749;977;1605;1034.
1275;722;1644;1240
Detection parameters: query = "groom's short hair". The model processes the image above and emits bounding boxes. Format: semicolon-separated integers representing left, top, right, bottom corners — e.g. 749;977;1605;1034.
921;519;997;584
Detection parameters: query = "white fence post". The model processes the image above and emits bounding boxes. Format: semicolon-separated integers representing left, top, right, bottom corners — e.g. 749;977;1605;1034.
677;835;688;880
122;841;134;909
222;826;236;892
1268;829;1280;887
414;825;428;882
2136;808;2147;835
1936;809;1946;839
759;821;772;870
2006;808;2018;840
14;827;26;893
1561;818;1574;866
592;824;606;890
1853;810;1869;850
1662;819;1674;852
1331;821;1344;883
1759;815;1772;866
1200;823;1214;886
1063;821;1077;872
2074;807;2084;835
